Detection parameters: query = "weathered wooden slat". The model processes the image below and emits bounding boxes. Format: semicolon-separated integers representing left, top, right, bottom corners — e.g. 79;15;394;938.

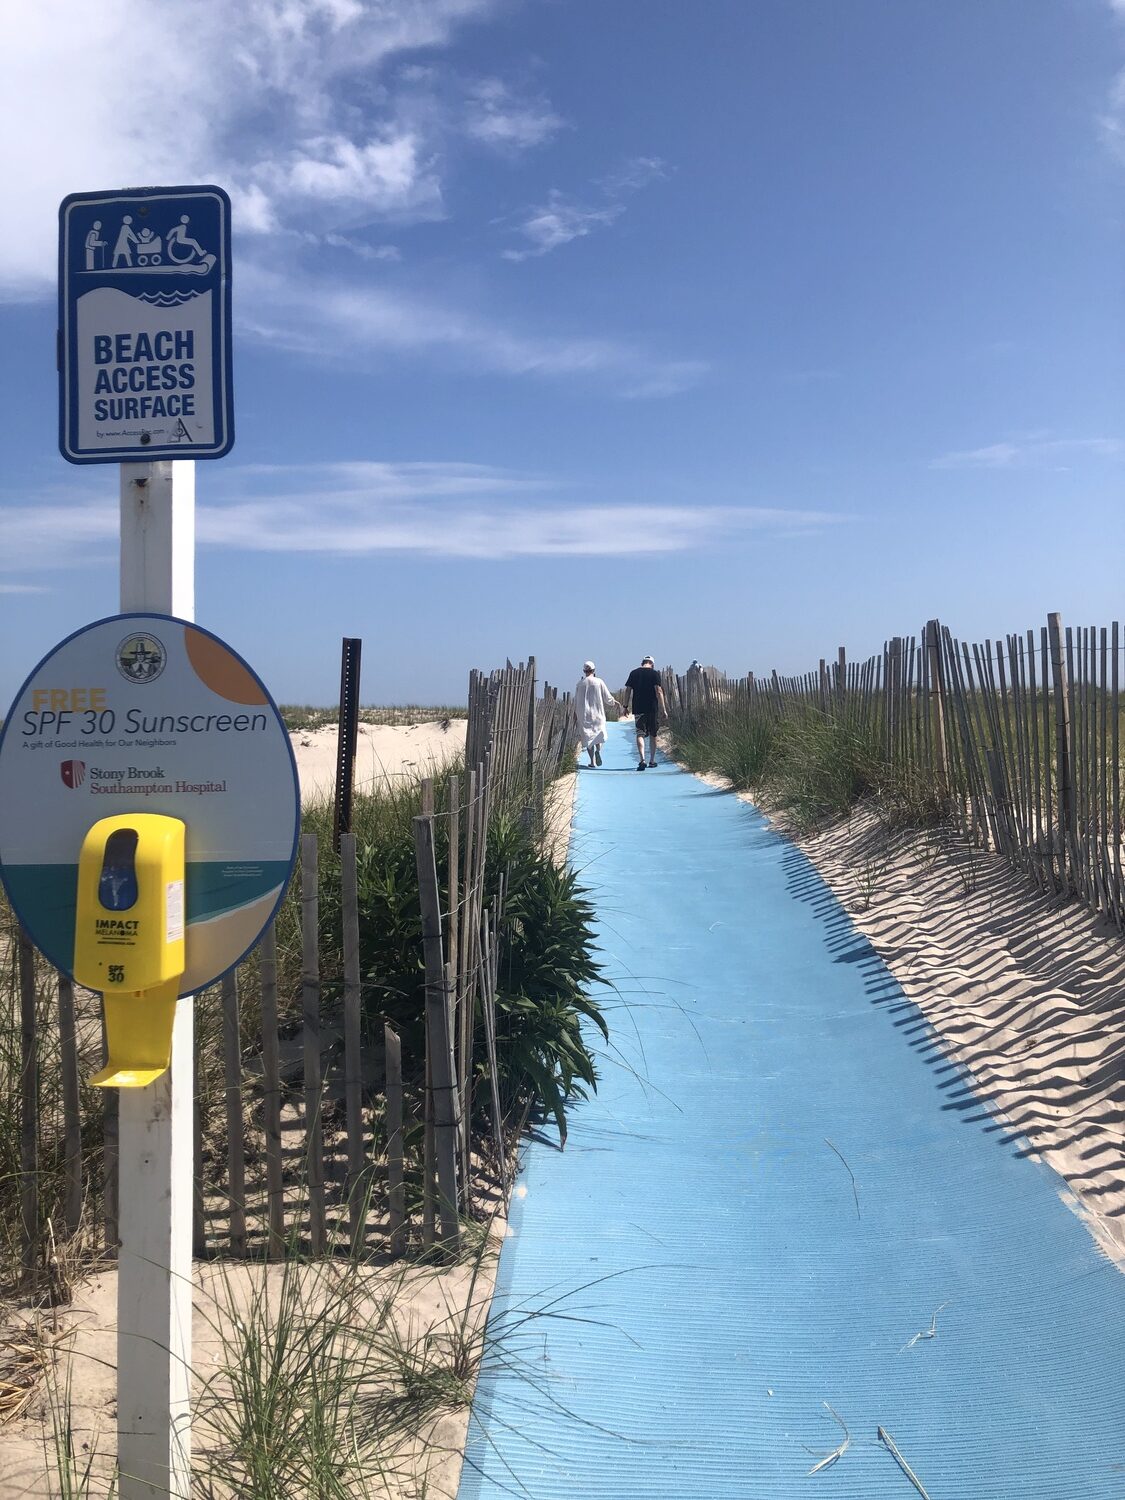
56;972;83;1238
258;922;286;1258
19;929;39;1281
1113;621;1122;924
419;775;438;1246
1008;635;1028;863
458;768;478;1201
1099;628;1111;912
1053;617;1078;892
479;914;509;1197
221;971;246;1255
1042;626;1056;886
300;830;326;1254
385;1023;406;1256
1078;627;1089;900
414;813;460;1250
102;1008;119;1255
955;638;996;848
192;1041;206;1258
1031;629;1047;879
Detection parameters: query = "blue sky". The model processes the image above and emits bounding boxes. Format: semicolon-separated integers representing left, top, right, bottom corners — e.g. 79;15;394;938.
2;0;1124;704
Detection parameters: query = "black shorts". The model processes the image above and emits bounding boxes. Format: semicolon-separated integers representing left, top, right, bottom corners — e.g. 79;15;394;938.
634;710;659;739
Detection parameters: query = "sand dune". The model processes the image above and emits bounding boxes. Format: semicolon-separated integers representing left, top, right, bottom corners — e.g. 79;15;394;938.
289;719;466;805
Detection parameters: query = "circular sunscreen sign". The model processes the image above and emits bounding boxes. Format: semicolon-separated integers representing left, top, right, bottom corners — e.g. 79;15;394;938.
0;614;299;994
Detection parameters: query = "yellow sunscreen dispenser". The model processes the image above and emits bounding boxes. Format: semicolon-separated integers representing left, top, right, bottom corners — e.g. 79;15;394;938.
74;813;187;1089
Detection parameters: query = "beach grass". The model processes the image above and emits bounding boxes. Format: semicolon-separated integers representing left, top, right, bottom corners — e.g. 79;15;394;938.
671;701;944;831
280;705;466;733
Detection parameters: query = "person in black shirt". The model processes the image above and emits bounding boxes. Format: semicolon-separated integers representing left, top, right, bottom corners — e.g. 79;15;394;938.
622;655;666;770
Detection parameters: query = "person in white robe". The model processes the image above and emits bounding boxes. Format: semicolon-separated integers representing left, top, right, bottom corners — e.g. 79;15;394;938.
575;661;615;767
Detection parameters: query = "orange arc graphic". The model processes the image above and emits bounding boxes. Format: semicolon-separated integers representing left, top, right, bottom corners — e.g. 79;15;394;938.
183;628;268;705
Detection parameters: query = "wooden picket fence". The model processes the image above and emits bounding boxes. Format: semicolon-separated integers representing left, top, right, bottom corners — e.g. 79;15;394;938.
666;612;1125;928
7;659;577;1276
467;656;579;800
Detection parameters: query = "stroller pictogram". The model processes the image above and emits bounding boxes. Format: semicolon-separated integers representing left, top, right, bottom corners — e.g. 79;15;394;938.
135;229;163;266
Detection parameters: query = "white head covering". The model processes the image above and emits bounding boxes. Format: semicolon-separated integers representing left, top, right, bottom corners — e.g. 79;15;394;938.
583;660;596;672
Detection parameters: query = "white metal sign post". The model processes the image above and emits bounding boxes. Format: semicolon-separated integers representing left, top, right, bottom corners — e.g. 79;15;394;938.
0;465;201;1494
119;459;194;1498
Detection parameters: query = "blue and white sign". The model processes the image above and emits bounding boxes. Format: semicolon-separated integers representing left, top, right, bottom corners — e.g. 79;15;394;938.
59;185;233;464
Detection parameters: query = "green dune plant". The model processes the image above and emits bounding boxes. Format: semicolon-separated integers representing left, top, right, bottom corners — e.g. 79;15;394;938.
303;772;606;1147
668;697;941;832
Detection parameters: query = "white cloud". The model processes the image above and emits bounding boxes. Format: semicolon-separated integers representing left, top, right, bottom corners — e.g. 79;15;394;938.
237;264;708;394
464;78;564;151
502;193;623;260
0;491;118;574
1098;4;1125;158
598;157;667;194
780;367;843;385
226;460;551;498
932;441;1022;470
0;465;845;570
504;156;668;260
263;132;443;218
931;436;1124;469
322;234;402;262
1099;72;1125;157
201;490;845;558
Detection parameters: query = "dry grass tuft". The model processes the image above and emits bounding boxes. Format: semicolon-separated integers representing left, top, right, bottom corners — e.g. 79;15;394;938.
0;1324;51;1426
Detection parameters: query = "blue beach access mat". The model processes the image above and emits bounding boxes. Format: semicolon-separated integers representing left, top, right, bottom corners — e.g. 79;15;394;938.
459;723;1125;1498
